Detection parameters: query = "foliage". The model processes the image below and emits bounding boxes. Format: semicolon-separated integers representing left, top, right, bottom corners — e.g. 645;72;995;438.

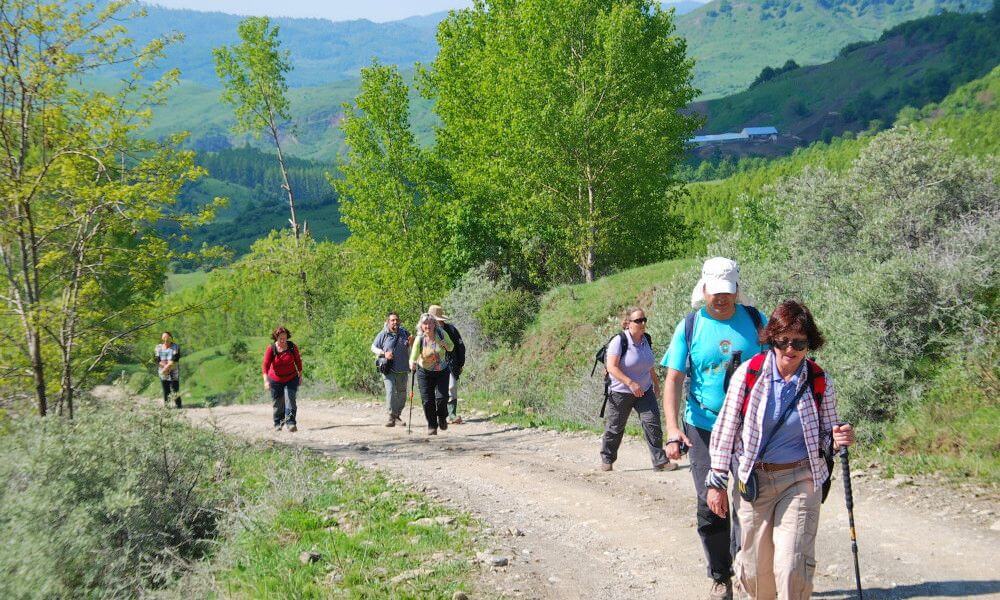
0;404;229;598
427;0;699;285
0;0;216;416
227;340;249;363
333;62;453;317
715;128;998;425
475;290;540;348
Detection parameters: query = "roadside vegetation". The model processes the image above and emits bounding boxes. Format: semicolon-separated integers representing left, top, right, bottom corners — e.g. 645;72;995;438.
0;401;476;598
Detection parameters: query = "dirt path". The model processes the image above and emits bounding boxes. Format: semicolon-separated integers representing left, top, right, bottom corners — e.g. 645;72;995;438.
187;399;1000;600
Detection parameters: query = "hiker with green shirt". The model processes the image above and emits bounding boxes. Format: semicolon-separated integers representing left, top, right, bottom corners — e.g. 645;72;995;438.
660;257;767;600
409;313;454;435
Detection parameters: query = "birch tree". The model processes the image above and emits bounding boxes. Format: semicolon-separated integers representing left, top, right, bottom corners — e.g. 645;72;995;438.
0;0;210;416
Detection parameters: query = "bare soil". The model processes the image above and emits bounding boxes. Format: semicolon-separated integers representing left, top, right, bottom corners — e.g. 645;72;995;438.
187;398;1000;600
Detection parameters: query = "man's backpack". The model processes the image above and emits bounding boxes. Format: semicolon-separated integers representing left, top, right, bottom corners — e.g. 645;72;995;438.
682;304;764;414
441;322;466;376
738;351;835;502
591;331;653;417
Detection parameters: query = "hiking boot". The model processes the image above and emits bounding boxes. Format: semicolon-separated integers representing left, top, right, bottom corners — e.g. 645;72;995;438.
449;415;464;424
287;424;298;433
438;416;448;431
708;578;733;600
274;423;283;432
652;461;678;472
394;415;406;426
599;462;613;472
427;427;438;436
386;415;397;427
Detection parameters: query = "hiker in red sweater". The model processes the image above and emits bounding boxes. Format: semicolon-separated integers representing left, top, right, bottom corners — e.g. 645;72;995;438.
262;325;303;432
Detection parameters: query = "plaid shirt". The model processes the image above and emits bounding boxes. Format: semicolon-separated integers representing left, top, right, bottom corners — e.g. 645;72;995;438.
709;351;839;492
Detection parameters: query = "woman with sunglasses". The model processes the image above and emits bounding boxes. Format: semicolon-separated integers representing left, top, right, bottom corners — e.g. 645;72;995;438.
599;307;674;472
705;300;854;599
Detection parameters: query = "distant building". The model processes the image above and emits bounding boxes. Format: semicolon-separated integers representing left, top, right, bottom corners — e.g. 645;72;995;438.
741;126;778;142
688;126;778;145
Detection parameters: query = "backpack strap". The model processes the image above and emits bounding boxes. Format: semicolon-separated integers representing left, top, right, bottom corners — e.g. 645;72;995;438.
805;358;826;410
741;304;764;332
740;352;768;416
683;310;697;375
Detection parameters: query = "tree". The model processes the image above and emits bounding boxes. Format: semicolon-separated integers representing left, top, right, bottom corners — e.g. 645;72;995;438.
214;17;311;315
426;0;700;284
0;0;210;416
333;62;452;316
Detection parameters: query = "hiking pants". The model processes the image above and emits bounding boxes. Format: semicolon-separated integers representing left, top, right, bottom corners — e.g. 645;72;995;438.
599;387;668;467
688;422;740;581
269;376;299;426
160;378;180;408
734;462;820;600
383;371;408;417
447;371;459;418
416;367;449;429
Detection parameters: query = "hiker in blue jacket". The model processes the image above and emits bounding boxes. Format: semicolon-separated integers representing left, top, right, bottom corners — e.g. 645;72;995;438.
660;257;767;600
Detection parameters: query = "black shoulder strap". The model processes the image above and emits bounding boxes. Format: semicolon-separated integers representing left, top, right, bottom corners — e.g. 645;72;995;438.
618;331;628;356
742;304;763;331
684;310;697;375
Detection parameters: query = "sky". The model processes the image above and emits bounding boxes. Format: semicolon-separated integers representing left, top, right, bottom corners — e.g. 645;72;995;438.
144;0;709;23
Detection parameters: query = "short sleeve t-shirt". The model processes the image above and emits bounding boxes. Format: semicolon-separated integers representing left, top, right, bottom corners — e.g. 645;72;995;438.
660;306;766;430
606;332;656;394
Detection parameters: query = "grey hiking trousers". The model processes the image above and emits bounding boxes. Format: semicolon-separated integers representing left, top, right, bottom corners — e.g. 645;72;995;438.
599;387;668;467
382;371;408;417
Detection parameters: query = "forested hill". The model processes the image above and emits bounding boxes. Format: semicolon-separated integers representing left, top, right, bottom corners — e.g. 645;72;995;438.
678;0;994;98
692;4;1000;144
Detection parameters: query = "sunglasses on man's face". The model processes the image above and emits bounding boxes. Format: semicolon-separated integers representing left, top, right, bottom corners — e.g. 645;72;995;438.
630;317;648;324
773;338;808;351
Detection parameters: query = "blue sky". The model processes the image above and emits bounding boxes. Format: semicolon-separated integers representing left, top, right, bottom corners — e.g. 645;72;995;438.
145;0;708;23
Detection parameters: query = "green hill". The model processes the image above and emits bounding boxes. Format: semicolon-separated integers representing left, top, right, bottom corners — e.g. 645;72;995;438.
690;6;1000;146
677;0;993;98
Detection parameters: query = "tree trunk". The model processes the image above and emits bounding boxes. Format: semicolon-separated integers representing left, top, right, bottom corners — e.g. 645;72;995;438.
582;177;596;283
268;117;311;317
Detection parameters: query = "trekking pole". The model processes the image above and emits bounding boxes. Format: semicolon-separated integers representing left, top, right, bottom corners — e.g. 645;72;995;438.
407;369;415;435
840;445;864;600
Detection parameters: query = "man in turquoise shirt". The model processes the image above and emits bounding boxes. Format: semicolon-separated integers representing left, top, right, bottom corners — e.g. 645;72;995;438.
661;257;766;600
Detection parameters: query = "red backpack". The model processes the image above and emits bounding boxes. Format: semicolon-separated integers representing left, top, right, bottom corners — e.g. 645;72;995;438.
740;352;826;416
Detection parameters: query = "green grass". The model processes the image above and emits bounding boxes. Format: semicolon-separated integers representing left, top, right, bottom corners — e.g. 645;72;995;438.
166;270;209;294
874;351;1000;484
212;451;475;599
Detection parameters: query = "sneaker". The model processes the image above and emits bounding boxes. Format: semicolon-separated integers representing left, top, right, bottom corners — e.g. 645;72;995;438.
599;462;613;472
427;427;438;436
652;461;678;472
438;416;448;431
386;415;397;427
287;424;298;433
708;578;733;600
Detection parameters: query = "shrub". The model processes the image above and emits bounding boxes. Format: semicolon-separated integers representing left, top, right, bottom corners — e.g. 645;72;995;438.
0;404;231;598
475;289;540;348
228;339;249;363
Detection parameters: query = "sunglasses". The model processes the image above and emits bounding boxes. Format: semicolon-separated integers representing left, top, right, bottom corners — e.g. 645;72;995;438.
773;338;809;351
630;317;648;324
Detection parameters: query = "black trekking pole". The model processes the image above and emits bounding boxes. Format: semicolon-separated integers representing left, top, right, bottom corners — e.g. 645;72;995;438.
840;445;864;599
407;369;415;435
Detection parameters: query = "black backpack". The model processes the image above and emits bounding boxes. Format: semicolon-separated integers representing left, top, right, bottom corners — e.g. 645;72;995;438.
441;322;466;376
591;331;653;417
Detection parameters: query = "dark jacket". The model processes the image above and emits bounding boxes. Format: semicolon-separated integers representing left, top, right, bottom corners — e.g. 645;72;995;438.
440;322;466;377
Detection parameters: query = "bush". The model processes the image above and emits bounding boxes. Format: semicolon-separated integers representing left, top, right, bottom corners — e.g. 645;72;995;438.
475;289;540;347
0;404;231;598
228;339;249;363
715;127;998;426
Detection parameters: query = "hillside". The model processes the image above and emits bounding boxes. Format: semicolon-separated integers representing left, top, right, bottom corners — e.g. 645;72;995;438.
688;6;1000;152
677;0;993;98
99;4;443;87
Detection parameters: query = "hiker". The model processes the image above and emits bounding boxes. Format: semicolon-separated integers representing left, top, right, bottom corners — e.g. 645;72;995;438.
660;257;767;600
409;312;454;435
154;331;181;408
262;325;303;432
706;300;854;600
599;307;673;472
428;304;466;424
371;311;412;427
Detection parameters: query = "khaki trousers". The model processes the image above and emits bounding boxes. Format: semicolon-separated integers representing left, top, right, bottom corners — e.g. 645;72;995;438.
734;463;820;600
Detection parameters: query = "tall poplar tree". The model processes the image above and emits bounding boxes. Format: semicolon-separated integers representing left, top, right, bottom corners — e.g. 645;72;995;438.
426;0;701;284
